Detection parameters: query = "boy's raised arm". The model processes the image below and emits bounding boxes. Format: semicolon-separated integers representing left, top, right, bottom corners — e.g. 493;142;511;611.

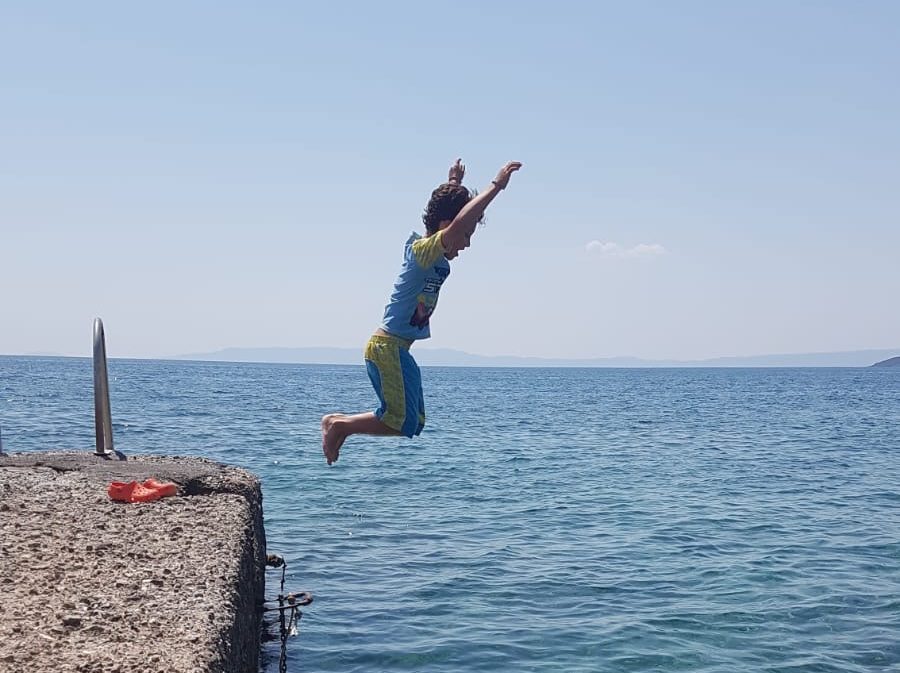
447;158;466;186
441;161;522;251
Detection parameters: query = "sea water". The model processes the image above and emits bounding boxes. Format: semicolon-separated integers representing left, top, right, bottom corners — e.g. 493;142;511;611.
1;356;899;672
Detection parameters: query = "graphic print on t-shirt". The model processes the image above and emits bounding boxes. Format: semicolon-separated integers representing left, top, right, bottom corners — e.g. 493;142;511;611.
409;265;450;329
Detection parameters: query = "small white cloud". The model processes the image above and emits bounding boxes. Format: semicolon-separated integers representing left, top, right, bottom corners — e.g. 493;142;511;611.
585;240;619;255
629;243;667;257
585;240;667;259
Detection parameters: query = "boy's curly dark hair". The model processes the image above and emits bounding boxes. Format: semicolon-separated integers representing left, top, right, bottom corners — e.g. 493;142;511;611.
422;183;473;234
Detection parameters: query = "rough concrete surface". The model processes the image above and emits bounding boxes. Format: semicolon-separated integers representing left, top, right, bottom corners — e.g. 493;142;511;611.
0;451;267;673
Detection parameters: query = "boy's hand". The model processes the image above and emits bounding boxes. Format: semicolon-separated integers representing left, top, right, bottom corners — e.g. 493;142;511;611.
491;161;522;190
448;158;465;185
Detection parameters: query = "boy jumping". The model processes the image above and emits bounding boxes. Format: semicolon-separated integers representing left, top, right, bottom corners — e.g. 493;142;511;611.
321;158;522;464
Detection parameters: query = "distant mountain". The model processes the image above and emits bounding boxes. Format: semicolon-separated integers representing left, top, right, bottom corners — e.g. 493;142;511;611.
872;356;900;367
173;346;900;368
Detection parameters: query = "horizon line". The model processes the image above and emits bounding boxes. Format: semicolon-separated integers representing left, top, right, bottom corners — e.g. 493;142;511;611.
3;345;898;368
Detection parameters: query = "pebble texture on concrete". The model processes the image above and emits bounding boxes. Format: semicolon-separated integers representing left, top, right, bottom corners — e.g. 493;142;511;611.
0;452;267;673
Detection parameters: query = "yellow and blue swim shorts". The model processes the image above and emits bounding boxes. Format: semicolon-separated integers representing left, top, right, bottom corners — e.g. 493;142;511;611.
365;334;425;438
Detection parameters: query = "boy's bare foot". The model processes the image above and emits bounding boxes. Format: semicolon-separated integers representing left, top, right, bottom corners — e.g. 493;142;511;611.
321;414;347;465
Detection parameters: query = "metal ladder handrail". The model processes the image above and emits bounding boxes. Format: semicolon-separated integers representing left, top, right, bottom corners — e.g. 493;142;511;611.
93;318;115;457
0;321;118;458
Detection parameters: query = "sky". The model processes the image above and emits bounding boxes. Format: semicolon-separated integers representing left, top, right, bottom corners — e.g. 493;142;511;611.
2;1;898;361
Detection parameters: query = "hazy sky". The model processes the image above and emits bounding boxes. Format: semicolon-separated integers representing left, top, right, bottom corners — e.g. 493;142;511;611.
3;2;898;360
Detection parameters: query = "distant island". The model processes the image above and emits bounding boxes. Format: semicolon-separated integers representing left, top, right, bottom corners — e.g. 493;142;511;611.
170;346;900;368
872;356;900;367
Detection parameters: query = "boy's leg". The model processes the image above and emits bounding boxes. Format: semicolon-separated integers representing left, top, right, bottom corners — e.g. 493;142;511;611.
319;334;415;465
321;412;400;465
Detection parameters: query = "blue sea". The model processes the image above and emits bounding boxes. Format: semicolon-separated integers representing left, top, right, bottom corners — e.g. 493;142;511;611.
2;356;899;672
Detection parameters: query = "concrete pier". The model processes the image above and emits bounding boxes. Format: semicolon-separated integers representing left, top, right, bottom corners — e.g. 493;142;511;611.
0;451;267;673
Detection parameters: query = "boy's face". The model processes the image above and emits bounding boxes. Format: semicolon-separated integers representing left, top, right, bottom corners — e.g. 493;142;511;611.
439;221;475;260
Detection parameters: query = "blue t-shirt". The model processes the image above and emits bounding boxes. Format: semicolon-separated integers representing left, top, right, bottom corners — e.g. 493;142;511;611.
380;232;451;341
